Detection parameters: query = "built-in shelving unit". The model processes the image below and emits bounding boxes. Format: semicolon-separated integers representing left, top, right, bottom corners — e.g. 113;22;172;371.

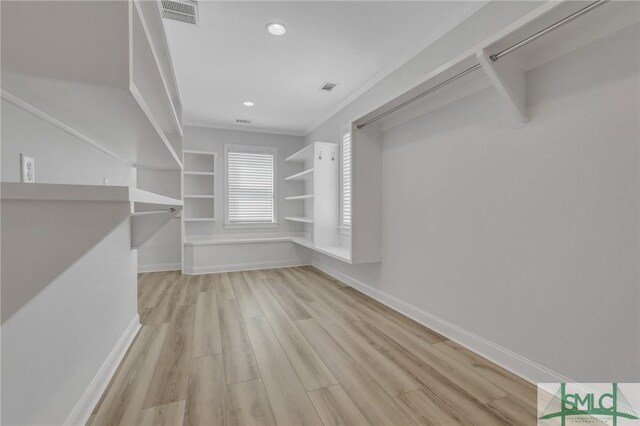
183;151;216;222
1;0;184;170
284;142;350;262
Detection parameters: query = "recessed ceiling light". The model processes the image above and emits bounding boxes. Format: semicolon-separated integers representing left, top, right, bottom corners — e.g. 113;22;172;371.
266;22;286;36
243;101;254;107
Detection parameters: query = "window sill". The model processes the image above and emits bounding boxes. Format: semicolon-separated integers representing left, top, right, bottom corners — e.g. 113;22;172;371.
224;222;279;230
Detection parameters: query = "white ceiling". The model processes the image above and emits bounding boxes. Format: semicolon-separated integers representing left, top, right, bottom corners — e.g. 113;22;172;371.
164;1;482;136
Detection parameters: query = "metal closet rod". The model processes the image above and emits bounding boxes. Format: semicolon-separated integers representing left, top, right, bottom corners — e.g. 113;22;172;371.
131;208;177;216
356;0;609;130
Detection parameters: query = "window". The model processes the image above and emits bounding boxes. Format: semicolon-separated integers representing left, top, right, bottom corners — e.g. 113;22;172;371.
341;128;351;228
225;145;276;226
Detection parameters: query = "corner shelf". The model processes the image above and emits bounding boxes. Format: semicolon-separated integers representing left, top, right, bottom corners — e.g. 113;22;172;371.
285;194;314;201
285;168;314;182
285;144;314;163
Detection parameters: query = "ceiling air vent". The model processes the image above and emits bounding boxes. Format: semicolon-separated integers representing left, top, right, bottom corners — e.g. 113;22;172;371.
236;119;252;124
320;82;338;92
161;0;198;26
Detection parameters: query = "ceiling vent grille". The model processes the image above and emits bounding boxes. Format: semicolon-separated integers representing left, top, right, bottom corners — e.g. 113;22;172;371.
161;0;198;26
320;82;338;92
236;119;252;124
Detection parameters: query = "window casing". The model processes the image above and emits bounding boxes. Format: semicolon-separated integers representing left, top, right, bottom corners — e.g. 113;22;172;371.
225;145;276;227
341;128;352;229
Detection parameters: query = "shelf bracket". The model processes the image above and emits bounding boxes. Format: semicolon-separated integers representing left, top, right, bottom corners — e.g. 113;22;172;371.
477;49;529;123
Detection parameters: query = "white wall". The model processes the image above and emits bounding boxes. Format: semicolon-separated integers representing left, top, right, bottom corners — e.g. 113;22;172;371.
308;17;640;382
1;98;139;424
136;168;182;272
1;99;133;185
1;220;137;425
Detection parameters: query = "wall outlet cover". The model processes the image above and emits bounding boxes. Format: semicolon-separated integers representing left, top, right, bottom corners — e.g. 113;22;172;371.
20;154;35;183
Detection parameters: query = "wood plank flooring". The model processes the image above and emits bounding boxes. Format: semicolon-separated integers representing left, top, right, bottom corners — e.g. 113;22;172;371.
88;267;537;425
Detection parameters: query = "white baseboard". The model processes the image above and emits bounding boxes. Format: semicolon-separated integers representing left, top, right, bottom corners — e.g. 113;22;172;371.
64;314;141;426
138;262;182;273
311;261;574;386
184;260;309;275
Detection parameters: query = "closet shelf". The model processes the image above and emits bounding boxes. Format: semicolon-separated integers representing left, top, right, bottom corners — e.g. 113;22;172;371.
285;144;314;163
184;218;216;222
184;171;215;176
1;182;183;250
1;0;184;170
285;168;314;181
184;150;217;156
285;194;314;201
184;195;215;199
285;217;314;224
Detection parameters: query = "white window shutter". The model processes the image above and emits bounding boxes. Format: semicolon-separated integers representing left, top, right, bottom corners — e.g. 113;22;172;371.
227;150;275;224
341;130;351;227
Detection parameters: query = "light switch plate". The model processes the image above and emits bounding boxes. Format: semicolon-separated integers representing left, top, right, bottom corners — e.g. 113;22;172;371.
20;154;35;183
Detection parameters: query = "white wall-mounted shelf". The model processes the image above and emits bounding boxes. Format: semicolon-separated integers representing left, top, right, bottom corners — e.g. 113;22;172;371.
184;171;215;176
285;217;314;224
286;194;314;201
353;0;637;131
285;168;314;182
1;0;184;170
283;141;347;262
184;150;217;156
183;151;216;231
285;144;314;163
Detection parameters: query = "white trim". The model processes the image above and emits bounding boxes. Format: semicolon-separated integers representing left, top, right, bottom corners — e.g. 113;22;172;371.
184;260;309;275
1;90;132;167
138;263;182;273
311;261;574;386
303;1;489;136
64;314;141;426
183;120;305;137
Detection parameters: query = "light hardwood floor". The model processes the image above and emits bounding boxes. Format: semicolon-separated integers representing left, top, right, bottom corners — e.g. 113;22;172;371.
88;266;537;425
